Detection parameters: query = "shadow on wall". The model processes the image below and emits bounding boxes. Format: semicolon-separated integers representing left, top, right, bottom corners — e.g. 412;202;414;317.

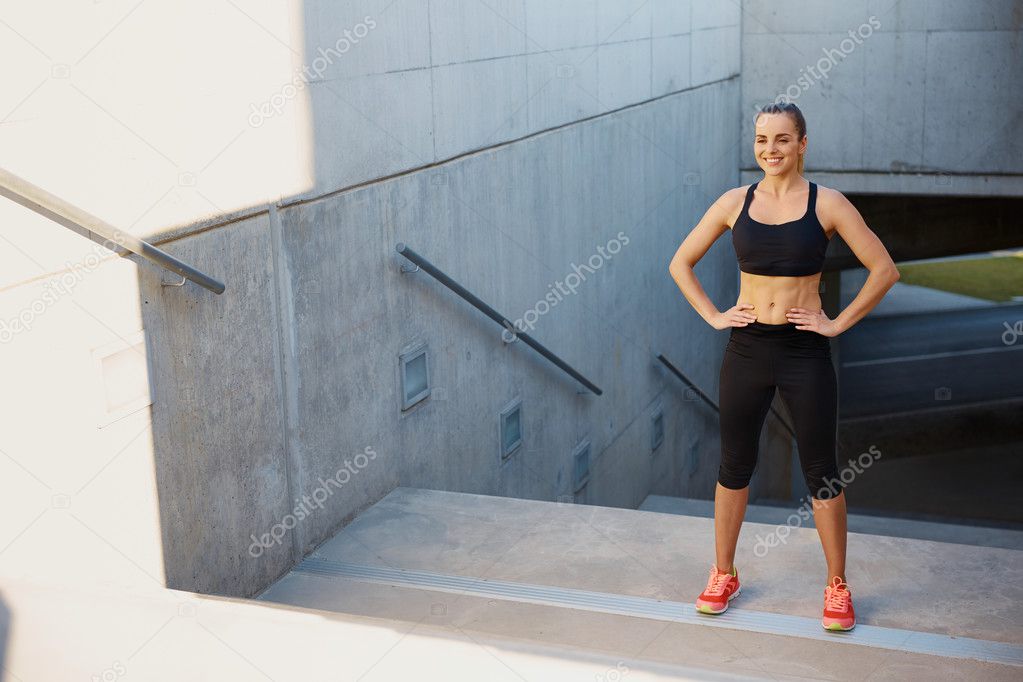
130;5;391;597
128;2;495;597
0;592;9;680
126;3;444;598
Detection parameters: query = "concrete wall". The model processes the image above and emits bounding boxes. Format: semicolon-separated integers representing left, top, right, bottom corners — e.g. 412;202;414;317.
740;0;1023;195
0;1;751;597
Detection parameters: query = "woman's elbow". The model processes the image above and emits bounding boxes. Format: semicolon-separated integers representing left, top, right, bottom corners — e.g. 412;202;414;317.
668;257;692;278
875;263;899;285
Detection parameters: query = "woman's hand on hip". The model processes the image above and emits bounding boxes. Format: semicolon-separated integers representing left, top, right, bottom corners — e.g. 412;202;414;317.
711;303;756;330
787;307;839;336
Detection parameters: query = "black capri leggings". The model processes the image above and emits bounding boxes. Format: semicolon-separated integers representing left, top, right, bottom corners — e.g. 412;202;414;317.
718;320;843;499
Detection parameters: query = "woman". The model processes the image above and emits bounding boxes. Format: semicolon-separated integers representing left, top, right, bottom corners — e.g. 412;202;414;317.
667;102;899;631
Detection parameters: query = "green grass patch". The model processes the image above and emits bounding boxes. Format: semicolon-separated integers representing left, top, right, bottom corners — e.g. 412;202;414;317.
896;253;1023;302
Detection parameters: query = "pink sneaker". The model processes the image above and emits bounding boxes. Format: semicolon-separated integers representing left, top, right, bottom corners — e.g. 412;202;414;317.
822;576;856;631
695;564;741;614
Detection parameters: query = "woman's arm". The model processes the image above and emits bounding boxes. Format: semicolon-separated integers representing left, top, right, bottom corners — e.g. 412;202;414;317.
669;188;756;329
822;188;900;334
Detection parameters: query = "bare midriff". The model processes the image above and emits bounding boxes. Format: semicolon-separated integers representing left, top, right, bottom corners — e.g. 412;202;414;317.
737;271;823;324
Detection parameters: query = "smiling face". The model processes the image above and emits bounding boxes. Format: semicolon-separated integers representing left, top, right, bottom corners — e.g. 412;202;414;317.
754;112;806;176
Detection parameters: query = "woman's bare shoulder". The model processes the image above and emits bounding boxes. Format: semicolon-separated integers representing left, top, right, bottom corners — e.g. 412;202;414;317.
813;183;854;226
715;185;753;230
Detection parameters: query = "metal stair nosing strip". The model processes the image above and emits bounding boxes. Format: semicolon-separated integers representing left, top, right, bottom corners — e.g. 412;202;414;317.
293;557;1023;668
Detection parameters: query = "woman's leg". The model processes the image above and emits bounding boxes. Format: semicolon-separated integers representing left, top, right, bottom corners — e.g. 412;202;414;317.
713;482;749;573
812;490;847;583
774;337;846;582
716;333;775;571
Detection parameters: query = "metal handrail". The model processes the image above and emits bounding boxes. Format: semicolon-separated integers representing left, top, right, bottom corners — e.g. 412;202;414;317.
655;353;796;439
0;168;225;294
655;353;720;413
396;242;602;395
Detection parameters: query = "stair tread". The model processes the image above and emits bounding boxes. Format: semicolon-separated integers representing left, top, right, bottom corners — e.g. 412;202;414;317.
259;488;1023;653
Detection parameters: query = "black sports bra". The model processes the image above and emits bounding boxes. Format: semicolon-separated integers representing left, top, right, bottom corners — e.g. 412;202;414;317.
731;181;830;277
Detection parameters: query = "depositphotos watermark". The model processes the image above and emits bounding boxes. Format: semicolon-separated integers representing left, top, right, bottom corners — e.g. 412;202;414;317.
248;446;378;557
757;15;881;111
0;230;127;345
90;660;127;682
1002;320;1023;345
595;662;630;682
248;16;378;128
501;231;630;342
752;445;881;558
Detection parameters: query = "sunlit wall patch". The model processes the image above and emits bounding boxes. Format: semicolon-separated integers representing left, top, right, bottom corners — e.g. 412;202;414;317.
92;330;152;428
399;342;430;410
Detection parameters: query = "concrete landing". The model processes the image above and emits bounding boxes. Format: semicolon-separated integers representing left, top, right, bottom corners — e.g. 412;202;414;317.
257;487;1023;680
0;573;742;681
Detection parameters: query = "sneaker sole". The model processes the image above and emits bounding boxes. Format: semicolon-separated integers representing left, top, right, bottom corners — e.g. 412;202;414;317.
695;584;741;614
822;619;855;631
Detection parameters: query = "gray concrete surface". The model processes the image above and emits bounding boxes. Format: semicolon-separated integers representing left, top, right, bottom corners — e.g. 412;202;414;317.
140;213;295;594
267;488;1023;646
829;441;1023;526
261;571;1023;680
835;304;1023;416
0;3;1020;679
273;77;769;569
740;0;1023;193
0;1;740;267
257;487;1023;679
0;574;767;682
1;0;1020;607
0;0;751;598
837;395;1023;465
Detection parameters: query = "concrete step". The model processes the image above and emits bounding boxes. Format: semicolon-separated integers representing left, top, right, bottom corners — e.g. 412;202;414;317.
0;573;746;681
256;487;1023;680
837;397;1023;464
828;440;1023;526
